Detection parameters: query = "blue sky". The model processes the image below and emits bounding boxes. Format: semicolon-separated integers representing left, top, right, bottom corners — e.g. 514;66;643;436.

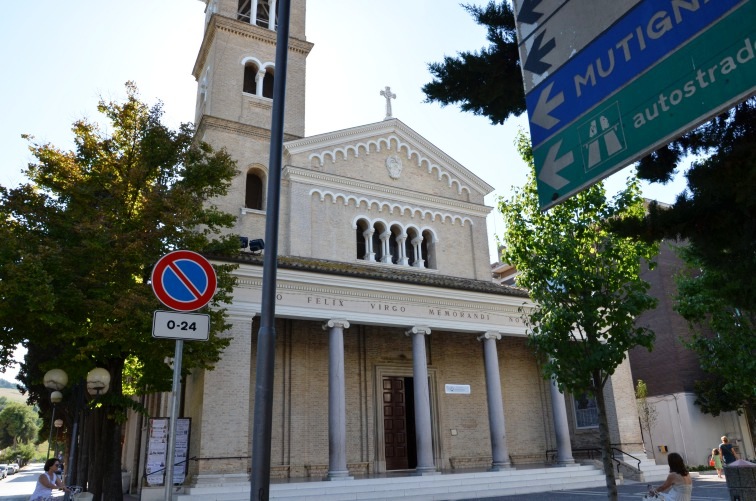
0;1;688;383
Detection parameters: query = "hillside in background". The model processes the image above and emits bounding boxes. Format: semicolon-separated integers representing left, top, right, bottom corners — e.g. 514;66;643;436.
0;378;26;404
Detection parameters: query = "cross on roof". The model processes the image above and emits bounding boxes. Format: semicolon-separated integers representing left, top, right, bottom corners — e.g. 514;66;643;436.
380;86;396;120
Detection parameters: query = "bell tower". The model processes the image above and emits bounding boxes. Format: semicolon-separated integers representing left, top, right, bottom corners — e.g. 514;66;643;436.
192;0;312;237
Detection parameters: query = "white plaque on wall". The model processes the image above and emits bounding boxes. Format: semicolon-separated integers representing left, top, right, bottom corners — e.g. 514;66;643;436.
445;384;471;394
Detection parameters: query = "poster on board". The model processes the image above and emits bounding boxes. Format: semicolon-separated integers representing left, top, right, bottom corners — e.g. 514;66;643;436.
145;417;191;486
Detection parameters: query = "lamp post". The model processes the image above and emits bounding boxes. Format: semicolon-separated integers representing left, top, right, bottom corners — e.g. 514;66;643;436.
44;369;68;460
53;419;64;459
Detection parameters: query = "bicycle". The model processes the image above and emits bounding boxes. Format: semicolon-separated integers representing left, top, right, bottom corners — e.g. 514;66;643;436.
62;485;83;501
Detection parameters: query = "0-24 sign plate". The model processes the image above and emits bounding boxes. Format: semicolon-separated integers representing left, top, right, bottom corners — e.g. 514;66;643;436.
152;310;210;341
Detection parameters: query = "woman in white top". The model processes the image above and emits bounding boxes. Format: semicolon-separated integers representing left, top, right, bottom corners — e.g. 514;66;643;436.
649;452;693;501
29;457;71;501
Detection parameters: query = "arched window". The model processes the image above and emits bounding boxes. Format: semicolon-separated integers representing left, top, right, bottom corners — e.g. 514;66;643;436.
372;223;384;263
262;68;274;98
405;228;418;266
421;230;434;269
389;225;403;264
356;220;369;260
243;62;259;94
245;170;265;210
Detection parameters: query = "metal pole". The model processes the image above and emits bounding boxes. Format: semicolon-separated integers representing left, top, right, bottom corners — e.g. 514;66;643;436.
66;385;82;488
164;340;184;501
46;404;57;459
250;1;291;499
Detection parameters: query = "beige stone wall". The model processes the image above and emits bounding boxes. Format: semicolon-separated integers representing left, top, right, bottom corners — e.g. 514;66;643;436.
189;316;253;476
217;319;556;478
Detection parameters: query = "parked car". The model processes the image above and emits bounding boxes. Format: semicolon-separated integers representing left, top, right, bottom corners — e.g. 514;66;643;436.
9;462;20;472
0;465;7;479
0;464;13;475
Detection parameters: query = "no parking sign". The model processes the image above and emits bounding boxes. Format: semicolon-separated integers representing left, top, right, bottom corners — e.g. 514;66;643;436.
151;250;217;312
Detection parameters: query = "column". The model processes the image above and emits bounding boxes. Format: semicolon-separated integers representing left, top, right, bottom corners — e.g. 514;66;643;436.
379;231;391;263
396;233;409;265
411;236;425;268
549;373;576;466
477;331;512;470
324;319;353;480
406;326;438;474
363;228;375;261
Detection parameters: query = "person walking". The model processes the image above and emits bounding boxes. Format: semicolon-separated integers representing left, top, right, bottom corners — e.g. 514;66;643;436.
711;448;724;478
719;435;739;466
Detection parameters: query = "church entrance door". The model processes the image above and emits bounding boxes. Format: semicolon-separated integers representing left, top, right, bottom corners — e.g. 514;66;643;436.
382;376;417;470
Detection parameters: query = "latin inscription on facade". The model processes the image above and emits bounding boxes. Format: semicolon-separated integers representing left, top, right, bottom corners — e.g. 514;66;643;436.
265;291;527;332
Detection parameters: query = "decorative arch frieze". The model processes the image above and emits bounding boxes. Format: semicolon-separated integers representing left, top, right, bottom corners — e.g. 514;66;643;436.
307;135;471;196
312;189;472;227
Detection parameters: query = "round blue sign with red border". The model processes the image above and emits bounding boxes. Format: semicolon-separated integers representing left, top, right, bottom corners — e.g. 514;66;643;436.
151;250;217;312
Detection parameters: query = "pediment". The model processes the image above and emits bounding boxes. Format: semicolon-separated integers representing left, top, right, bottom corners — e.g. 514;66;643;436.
284;119;494;198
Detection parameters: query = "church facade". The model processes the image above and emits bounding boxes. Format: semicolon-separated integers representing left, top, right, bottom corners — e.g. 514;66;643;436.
122;0;648;492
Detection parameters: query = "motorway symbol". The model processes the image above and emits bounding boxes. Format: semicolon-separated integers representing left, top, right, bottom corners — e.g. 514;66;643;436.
151;250;217;312
534;0;756;209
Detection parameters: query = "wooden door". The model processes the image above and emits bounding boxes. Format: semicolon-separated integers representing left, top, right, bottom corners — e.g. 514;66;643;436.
383;376;409;470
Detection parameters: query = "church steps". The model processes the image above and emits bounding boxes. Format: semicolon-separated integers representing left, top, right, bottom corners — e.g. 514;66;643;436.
173;465;608;500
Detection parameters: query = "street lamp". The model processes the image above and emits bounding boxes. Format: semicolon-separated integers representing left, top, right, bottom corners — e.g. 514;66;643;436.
53;419;63;459
44;369;68;459
86;368;111;396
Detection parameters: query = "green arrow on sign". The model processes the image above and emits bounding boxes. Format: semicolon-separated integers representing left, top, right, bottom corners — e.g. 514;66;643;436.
535;0;756;210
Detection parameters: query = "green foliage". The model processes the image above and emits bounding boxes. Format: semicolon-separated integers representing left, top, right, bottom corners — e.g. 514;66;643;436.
0;441;37;463
0;402;41;448
635;379;657;450
422;1;525;124
0;82;239;495
499;134;659;500
500;134;659;396
674;248;756;417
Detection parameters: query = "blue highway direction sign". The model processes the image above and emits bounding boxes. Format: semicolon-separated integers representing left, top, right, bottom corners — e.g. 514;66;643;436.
513;0;754;210
533;0;756;209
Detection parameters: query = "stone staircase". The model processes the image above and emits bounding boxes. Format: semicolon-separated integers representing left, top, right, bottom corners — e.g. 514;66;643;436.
614;454;670;483
161;465;608;501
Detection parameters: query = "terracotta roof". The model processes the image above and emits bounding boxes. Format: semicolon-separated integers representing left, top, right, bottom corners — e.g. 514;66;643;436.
207;253;530;298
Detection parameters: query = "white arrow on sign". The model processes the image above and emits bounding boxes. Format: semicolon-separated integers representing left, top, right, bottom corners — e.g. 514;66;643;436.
531;82;564;130
538;140;573;190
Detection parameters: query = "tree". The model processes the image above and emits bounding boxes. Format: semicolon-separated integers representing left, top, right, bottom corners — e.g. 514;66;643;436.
499;135;658;500
0;82;239;500
635;379;657;455
674;248;756;440
0;402;40;448
422;1;524;125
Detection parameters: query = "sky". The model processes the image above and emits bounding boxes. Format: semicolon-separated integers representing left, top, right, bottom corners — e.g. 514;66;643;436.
0;1;689;383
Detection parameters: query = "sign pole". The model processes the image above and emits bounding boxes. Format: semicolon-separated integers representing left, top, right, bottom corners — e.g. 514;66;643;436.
151;249;216;501
251;0;291;499
164;339;183;501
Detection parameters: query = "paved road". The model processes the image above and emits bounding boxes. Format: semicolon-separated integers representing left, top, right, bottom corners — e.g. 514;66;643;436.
0;462;45;500
469;474;730;500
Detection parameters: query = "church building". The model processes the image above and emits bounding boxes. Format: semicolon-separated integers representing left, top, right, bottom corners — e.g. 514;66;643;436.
122;1;653;498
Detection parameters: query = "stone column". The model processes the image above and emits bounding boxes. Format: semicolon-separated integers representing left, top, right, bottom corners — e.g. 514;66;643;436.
324;319;353;480
549;374;576;466
477;331;511;470
406;326;437;474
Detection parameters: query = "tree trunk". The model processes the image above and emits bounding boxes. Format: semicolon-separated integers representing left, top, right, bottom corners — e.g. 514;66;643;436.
101;359;125;501
594;372;619;501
